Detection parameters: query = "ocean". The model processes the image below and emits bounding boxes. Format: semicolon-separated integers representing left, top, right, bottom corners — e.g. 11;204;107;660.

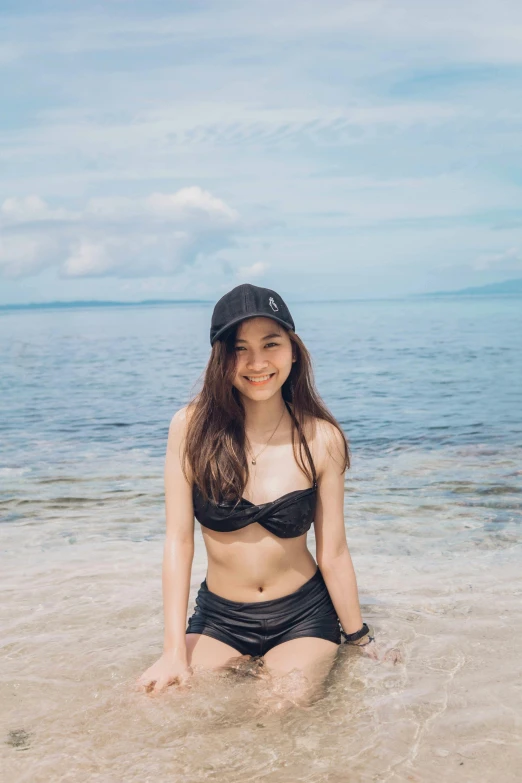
1;296;521;782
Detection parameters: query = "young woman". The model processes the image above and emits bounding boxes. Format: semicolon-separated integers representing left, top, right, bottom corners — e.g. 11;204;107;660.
137;283;377;706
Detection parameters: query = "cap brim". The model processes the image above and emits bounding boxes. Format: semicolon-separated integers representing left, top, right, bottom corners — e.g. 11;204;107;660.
211;312;294;345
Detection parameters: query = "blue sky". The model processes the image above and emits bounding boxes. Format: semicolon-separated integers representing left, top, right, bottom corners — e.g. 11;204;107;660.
1;0;522;304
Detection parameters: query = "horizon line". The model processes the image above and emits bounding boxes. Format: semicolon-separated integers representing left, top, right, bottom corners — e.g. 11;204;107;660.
1;290;521;311
0;296;401;311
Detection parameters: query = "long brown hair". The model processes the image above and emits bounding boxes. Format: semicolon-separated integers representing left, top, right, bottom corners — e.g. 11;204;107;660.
183;323;350;502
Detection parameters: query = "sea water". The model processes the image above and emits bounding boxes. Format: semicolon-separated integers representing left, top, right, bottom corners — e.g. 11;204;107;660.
1;297;521;782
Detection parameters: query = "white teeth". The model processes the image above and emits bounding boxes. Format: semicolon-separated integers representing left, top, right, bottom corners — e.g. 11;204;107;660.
246;374;272;382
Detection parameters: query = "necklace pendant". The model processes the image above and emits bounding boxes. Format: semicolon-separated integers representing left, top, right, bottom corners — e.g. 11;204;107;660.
251;458;256;465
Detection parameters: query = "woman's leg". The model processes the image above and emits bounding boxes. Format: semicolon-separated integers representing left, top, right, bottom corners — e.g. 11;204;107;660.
185;632;250;670
259;637;339;711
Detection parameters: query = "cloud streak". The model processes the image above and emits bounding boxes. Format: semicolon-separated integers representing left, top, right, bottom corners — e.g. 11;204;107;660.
0;188;240;279
473;246;522;271
1;1;522;302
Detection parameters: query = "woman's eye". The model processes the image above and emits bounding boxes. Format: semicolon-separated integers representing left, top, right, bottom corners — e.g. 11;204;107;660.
235;343;279;351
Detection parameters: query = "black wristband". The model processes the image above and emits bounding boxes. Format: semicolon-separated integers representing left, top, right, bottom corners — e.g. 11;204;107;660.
341;622;369;643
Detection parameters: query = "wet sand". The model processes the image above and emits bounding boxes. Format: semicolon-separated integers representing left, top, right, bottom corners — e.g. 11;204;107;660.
2;300;521;781
2;446;521;783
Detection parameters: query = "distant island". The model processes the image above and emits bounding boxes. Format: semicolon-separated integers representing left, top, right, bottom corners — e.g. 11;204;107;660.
420;278;522;297
1;278;521;310
0;298;212;311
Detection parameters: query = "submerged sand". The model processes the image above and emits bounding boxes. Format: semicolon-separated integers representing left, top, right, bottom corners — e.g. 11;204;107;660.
1;445;521;783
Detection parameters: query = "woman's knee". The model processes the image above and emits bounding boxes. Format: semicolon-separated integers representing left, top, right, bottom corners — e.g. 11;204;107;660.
263;636;339;678
255;667;322;713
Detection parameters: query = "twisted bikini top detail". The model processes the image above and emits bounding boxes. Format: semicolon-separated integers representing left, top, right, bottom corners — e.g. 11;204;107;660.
192;400;318;539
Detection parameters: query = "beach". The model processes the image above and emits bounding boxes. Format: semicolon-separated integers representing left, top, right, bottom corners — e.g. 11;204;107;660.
1;297;521;782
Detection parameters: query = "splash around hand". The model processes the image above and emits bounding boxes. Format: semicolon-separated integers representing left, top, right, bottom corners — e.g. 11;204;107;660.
135;651;193;695
350;638;403;664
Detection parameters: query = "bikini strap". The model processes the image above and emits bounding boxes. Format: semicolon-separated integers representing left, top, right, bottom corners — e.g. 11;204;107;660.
284;399;318;488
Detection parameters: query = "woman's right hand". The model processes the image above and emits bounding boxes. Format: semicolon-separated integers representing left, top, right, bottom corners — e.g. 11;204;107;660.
135;651;192;695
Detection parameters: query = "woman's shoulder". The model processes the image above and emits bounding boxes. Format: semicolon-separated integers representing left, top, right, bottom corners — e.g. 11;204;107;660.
169;403;190;425
166;405;197;483
168;403;196;440
297;406;343;444
303;412;347;471
309;415;345;445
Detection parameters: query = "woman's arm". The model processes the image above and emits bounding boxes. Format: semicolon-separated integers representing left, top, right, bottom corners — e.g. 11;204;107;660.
313;421;365;637
162;406;195;656
136;407;195;693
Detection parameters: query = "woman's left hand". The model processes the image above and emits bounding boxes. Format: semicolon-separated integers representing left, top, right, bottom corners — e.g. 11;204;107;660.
351;638;403;664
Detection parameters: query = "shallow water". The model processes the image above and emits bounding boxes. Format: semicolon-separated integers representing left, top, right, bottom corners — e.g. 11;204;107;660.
1;298;521;782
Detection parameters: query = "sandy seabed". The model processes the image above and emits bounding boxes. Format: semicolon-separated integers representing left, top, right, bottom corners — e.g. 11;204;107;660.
2;448;521;783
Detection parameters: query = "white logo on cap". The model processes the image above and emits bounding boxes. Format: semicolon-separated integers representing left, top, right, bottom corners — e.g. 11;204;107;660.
268;297;279;312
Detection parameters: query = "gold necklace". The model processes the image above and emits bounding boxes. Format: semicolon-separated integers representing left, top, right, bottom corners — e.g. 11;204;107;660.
246;406;286;465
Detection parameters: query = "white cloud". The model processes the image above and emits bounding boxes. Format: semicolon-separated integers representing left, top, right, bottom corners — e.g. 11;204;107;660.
237;261;269;279
0;234;57;278
0;187;241;279
473;246;522;271
83;187;238;224
4;1;522;64
145;188;238;222
0;195;72;223
63;241;116;277
2;1;522;302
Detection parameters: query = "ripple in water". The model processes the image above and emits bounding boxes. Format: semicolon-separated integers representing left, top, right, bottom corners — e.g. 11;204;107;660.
1;299;521;781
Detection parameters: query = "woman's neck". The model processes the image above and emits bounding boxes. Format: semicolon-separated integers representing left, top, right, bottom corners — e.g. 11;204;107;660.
242;393;288;439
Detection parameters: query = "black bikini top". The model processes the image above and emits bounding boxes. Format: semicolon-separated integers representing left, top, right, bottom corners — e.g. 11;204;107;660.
192;400;318;539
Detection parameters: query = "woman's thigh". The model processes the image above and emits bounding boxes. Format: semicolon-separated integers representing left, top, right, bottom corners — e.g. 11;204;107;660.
186;632;248;670
260;637;340;708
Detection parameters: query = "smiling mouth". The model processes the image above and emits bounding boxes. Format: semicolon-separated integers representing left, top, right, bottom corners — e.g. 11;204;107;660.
244;373;275;384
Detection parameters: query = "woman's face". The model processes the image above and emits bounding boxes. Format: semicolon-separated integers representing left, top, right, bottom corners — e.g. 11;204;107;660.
231;316;294;401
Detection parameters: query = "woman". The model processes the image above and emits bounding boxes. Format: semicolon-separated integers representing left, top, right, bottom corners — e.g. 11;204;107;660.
137;283;376;706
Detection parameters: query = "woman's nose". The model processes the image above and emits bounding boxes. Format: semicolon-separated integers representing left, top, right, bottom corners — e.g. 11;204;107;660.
246;353;269;370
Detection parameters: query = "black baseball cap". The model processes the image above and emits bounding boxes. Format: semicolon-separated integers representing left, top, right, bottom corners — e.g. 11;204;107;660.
210;283;295;345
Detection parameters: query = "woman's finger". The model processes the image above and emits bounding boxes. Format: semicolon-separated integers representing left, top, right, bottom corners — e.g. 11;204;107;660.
151;677;169;694
134;677;152;692
358;641;379;660
383;647;403;664
166;675;181;687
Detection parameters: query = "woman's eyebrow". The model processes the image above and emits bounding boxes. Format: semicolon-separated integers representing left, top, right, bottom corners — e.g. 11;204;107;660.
235;332;282;343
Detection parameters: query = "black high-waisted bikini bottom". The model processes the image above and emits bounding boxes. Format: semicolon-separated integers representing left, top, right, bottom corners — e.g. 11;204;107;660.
186;567;341;657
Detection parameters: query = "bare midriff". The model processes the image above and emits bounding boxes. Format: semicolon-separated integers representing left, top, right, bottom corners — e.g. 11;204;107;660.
200;522;317;602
